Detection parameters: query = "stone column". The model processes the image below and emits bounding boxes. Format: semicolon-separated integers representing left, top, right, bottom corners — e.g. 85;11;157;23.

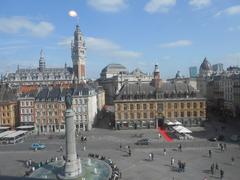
63;109;82;178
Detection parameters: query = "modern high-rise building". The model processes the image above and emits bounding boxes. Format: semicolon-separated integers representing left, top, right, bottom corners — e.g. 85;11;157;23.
71;25;86;82
189;66;198;78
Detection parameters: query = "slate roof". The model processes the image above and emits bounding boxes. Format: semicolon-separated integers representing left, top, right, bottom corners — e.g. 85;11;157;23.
116;81;200;100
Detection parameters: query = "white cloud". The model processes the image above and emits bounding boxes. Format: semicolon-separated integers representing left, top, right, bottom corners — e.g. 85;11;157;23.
86;37;141;59
189;0;211;9
160;40;192;48
215;5;240;17
87;0;127;12
58;36;142;59
144;0;176;14
0;17;54;37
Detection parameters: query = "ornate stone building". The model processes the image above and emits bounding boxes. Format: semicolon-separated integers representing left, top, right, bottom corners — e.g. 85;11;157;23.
1;25;87;85
98;64;153;104
114;66;206;130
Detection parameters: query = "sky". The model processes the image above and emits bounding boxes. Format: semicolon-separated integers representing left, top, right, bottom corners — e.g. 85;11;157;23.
0;0;240;79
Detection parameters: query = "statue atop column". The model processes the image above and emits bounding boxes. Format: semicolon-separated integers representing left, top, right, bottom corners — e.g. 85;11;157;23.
65;93;72;109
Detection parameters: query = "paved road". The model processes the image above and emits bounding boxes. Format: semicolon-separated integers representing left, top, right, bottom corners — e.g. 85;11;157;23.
0;124;239;180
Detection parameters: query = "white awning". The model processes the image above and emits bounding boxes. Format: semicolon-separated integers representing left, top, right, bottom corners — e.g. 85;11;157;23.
0;127;10;130
0;130;16;138
16;125;34;129
172;125;192;133
4;130;28;138
165;120;182;126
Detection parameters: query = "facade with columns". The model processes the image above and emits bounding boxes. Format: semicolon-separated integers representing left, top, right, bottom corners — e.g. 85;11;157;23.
114;65;206;130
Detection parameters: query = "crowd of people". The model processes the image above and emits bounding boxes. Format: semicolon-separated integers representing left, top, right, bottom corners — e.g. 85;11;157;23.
88;153;122;180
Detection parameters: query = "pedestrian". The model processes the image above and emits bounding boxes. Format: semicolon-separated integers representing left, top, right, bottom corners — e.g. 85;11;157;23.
60;145;63;152
220;169;224;179
231;157;235;165
178;160;181;172
164;148;166;156
26;160;29;168
149;153;152;161
215;163;219;170
152;153;154;161
178;144;182;152
120;143;122;150
158;133;161;139
128;149;131;157
208;150;212;158
210;164;214;175
182;162;186;172
224;143;227;151
171;157;175;166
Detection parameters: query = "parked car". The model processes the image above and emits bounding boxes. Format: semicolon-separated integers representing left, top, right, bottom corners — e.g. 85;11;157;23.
135;138;150;145
230;135;240;142
217;135;225;141
208;137;217;142
31;143;46;150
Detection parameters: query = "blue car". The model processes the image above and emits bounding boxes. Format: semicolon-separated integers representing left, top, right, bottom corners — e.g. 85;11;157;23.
31;143;46;150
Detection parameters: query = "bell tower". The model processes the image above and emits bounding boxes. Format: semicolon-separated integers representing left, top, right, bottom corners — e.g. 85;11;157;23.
71;25;86;82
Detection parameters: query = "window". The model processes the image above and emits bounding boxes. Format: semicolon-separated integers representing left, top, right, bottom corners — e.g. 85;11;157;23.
168;103;171;108
150;112;154;118
137;104;140;109
157;103;163;111
187;103;191;108
174;103;178;109
200;102;203;108
187;111;191;117
181;112;184;117
130;104;134;110
193;103;197;108
194;111;197;117
143;104;147;109
144;113;147;118
118;104;121;111
200;111;204;116
168;112;171;118
124;104;128;110
150;104;154;109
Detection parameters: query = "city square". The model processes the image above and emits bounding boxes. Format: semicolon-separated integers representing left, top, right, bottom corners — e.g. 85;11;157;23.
0;0;240;180
0;117;240;180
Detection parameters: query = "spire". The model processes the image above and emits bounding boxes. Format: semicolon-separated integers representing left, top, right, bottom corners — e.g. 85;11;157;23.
39;49;46;72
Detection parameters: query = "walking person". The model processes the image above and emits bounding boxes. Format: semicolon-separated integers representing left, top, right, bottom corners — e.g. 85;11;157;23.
163;148;167;156
119;143;122;151
208;150;212;158
220;169;224;179
210;164;214;175
215;163;219;171
171;157;175;166
59;145;63;152
151;153;154;161
149;153;152;161
231;157;235;165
